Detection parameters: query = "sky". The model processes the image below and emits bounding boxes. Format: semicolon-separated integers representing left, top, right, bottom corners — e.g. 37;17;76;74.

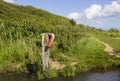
3;0;120;30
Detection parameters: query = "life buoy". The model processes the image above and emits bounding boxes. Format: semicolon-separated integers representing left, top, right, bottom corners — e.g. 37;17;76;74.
47;33;55;48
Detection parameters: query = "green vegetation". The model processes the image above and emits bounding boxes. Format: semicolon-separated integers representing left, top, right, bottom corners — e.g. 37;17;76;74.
0;0;120;80
95;29;120;51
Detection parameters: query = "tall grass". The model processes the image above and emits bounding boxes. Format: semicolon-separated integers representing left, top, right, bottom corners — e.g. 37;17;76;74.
70;36;120;73
61;63;76;77
96;31;120;51
0;1;120;79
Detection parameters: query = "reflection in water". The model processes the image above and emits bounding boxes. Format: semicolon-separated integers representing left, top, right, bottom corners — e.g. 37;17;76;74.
47;70;120;81
0;70;120;81
73;71;120;81
0;73;36;81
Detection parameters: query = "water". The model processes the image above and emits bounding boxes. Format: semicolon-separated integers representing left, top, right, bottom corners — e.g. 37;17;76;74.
0;73;37;81
0;70;120;81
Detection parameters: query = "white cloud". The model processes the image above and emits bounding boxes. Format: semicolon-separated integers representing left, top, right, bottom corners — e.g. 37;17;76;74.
3;0;14;3
101;1;120;17
84;4;102;19
66;0;120;20
66;12;83;20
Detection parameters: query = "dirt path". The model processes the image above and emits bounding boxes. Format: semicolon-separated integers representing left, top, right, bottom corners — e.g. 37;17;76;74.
112;38;120;39
100;41;114;55
49;59;65;70
49;58;77;71
99;41;120;57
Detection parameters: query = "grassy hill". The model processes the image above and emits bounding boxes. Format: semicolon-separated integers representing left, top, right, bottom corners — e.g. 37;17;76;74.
0;0;120;79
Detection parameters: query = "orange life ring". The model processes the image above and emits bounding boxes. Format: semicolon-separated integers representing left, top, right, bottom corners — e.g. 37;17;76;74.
47;33;55;48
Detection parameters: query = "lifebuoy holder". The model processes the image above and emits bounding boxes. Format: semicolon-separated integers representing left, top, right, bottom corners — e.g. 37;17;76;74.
47;33;55;48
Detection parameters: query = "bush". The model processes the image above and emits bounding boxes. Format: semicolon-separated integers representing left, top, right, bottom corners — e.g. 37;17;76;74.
61;64;76;77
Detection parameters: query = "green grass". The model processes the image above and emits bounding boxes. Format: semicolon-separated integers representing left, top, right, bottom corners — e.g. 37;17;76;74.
96;32;120;51
61;63;76;77
0;1;120;79
60;36;120;76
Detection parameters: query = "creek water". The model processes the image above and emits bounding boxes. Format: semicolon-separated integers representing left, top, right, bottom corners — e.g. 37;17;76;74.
0;70;120;81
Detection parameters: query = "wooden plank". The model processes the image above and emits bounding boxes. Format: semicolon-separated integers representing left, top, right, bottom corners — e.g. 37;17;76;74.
42;33;49;73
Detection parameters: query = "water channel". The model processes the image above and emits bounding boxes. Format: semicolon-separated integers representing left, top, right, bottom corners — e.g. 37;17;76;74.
0;70;120;81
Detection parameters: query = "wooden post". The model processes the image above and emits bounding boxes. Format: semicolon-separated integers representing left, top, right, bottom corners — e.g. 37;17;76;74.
42;33;49;73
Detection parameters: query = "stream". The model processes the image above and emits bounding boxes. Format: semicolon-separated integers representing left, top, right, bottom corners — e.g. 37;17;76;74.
0;70;120;81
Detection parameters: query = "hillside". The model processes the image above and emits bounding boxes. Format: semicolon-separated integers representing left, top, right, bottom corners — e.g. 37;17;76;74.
0;0;120;79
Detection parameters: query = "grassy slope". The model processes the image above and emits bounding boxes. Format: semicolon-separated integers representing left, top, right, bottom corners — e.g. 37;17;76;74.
97;31;120;51
60;26;120;77
0;1;120;79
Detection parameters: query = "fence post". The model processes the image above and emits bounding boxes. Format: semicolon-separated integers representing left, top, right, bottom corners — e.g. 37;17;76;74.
42;33;49;74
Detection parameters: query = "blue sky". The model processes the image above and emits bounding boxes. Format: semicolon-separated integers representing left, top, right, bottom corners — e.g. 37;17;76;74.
3;0;120;30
